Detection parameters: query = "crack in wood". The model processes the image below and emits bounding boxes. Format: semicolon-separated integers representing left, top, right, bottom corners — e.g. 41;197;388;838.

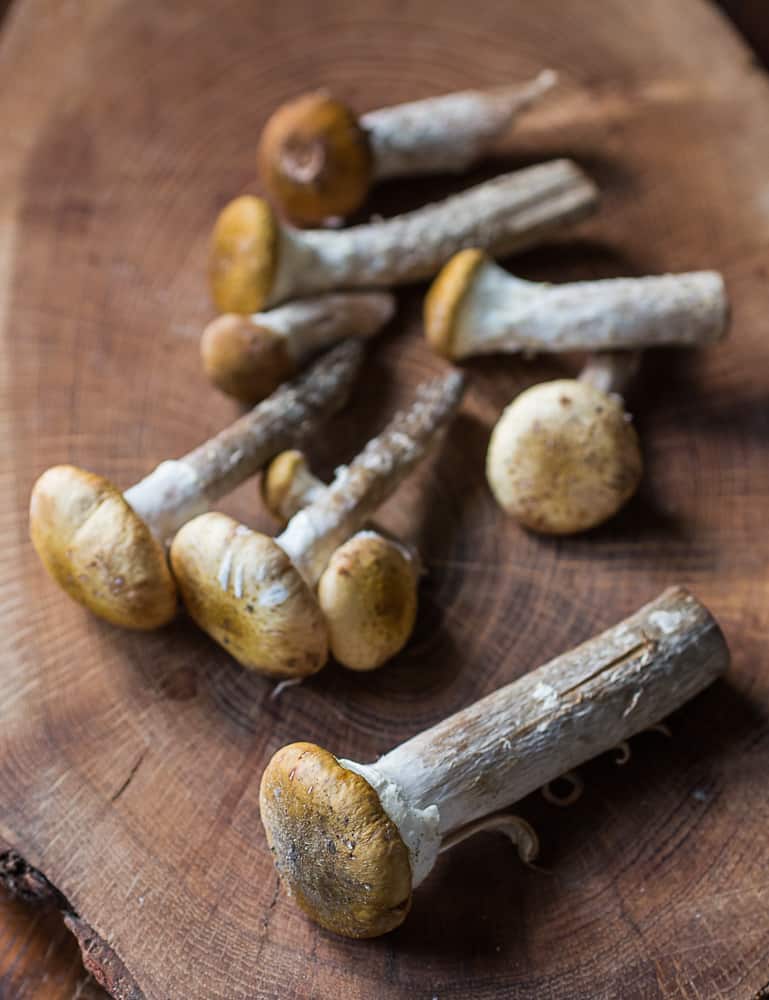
110;751;147;804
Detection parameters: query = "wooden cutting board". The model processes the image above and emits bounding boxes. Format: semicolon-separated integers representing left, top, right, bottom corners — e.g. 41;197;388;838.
2;1;769;997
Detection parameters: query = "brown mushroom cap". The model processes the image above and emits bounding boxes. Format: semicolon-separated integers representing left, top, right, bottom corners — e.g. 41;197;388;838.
260;449;309;525
170;512;328;678
200;314;295;404
423;248;487;359
257;91;373;226
318;532;418;671
260;742;412;938
210;195;279;314
29;465;177;629
486;379;643;534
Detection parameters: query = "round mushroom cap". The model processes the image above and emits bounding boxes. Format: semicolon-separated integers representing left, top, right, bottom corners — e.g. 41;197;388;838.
318;532;418;671
423;248;487;359
201;314;295;403
257;91;373;226
261;449;310;525
170;512;328;678
210;195;279;314
260;742;412;938
29;465;177;629
486;379;643;534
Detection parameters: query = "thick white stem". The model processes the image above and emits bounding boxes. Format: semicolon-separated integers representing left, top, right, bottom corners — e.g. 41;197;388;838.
452;263;728;359
123;461;208;543
362;70;558;180
342;587;728;886
269;160;597;306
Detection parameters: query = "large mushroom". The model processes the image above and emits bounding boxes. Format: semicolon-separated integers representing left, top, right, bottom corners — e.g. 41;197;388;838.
29;340;363;629
260;587;729;937
257;70;557;225
170;371;466;677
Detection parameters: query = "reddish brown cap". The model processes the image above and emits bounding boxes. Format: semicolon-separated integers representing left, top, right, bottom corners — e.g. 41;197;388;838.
201;314;295;403
210;196;279;314
260;742;412;937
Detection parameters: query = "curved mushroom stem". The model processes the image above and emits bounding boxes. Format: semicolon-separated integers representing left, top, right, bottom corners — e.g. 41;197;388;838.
578;350;641;397
340;587;728;887
363;70;558;180
122;339;363;543
439;811;540;864
276;370;466;586
267;160;598;306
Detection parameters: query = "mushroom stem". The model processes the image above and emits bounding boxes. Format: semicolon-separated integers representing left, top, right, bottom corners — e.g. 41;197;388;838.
276;370;466;586
363;70;558;180
578;350;641;397
438;811;540;863
339;587;727;886
425;252;729;360
123;339;363;543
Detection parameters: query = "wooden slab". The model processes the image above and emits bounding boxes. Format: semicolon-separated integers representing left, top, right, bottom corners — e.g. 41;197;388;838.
2;1;769;997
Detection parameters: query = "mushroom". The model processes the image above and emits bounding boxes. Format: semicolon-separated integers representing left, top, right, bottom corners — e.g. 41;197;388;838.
424;249;729;360
259;586;729;937
170;370;466;677
28;340;363;630
257;70;558;225
485;350;646;534
210;158;598;313
202;291;395;403
262;450;420;671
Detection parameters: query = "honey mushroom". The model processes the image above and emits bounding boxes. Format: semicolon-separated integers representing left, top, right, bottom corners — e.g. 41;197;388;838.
257;69;558;225
424;249;729;360
170;370;466;677
202;290;395;403
262;450;420;671
28;340;363;630
260;586;729;938
210;158;598;313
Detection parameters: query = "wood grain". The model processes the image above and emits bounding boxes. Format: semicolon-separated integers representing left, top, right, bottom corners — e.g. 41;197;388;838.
2;0;769;997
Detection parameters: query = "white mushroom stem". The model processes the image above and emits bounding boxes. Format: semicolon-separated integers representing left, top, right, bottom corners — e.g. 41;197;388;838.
450;263;728;359
122;340;362;543
269;160;598;305
578;350;641;396
340;587;728;887
276;370;466;586
363;70;558;180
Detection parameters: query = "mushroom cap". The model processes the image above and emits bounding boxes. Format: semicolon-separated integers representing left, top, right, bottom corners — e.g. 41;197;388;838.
318;532;418;671
261;449;309;525
257;91;373;226
170;512;328;678
423;248;487;359
260;742;412;938
29;465;177;629
201;314;295;404
486;379;643;534
210;195;279;314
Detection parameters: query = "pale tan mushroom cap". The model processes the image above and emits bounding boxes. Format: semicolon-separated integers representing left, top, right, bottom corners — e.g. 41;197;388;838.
260;742;412;938
29;465;177;629
201;314;295;404
318;533;418;671
486;379;643;534
170;512;328;678
261;449;312;525
210;195;279;314
423;248;487;359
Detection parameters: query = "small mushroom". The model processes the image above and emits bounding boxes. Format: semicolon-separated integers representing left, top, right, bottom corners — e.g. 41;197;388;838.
425;249;729;360
202;291;395;403
262;450;419;671
210;159;598;313
28;340;363;629
260;586;729;937
170;371;466;677
257;70;557;225
486;351;644;534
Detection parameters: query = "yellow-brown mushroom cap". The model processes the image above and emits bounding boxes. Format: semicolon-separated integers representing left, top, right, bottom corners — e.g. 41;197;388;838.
257;91;373;226
260;449;310;525
201;314;295;404
210;195;279;314
423;248;487;359
170;512;328;678
260;742;412;938
486;379;643;534
318;532;418;671
29;465;177;629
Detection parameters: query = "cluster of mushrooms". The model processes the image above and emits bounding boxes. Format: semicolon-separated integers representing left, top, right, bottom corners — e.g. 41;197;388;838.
30;74;732;938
